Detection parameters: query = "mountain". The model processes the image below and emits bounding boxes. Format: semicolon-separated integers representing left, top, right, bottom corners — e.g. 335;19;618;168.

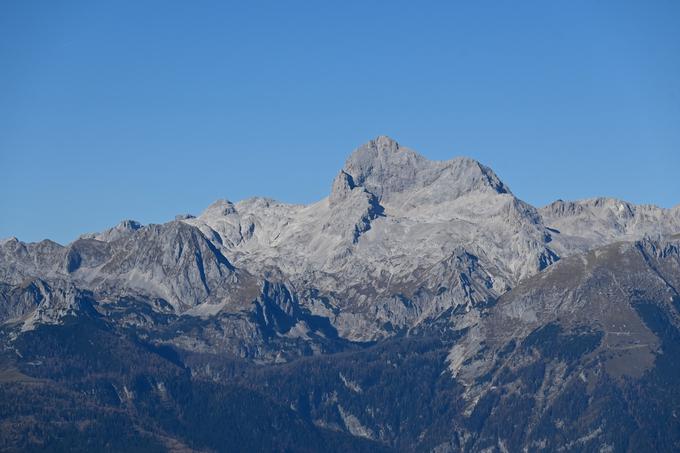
181;136;558;341
1;136;679;452
540;197;680;254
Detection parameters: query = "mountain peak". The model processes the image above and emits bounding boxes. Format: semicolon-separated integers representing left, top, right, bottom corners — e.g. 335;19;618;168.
340;136;427;202
117;219;143;230
373;134;401;149
329;170;357;205
336;137;509;204
202;199;237;218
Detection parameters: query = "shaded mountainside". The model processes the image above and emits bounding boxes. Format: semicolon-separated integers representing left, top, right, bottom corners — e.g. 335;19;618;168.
1;137;679;451
0;315;386;453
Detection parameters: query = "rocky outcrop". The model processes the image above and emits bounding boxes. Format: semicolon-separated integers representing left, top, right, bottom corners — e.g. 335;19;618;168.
540;197;680;255
2;137;680;451
1;136;678;355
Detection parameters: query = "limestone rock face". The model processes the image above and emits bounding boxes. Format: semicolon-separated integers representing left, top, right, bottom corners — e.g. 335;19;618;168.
1;137;680;451
180;138;558;320
341;135;509;204
1;136;678;348
540;197;680;254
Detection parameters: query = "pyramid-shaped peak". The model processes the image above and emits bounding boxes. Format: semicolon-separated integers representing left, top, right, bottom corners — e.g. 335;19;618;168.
373;135;401;149
201;199;237;218
117;219;143;230
337;137;509;203
340;137;426;201
346;136;425;169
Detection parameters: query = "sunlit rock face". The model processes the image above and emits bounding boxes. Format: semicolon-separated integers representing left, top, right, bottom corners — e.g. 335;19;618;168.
1;137;679;451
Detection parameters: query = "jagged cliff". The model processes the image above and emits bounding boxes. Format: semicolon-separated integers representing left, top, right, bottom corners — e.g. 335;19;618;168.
1;137;679;451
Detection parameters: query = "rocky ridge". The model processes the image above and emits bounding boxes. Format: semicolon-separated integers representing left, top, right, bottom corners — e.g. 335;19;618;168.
1;136;678;351
1;136;680;451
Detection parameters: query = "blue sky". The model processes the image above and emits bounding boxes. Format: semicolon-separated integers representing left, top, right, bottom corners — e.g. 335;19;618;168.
1;1;679;244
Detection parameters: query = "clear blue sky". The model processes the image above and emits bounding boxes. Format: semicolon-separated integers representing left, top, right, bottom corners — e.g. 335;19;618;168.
1;1;679;244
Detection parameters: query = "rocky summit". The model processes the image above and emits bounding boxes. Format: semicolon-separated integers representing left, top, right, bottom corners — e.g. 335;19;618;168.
1;136;680;452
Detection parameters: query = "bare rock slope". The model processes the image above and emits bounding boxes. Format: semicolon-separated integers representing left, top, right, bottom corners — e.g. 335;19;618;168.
1;136;680;451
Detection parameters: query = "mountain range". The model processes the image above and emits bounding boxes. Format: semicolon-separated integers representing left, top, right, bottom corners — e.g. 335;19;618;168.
1;136;679;452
